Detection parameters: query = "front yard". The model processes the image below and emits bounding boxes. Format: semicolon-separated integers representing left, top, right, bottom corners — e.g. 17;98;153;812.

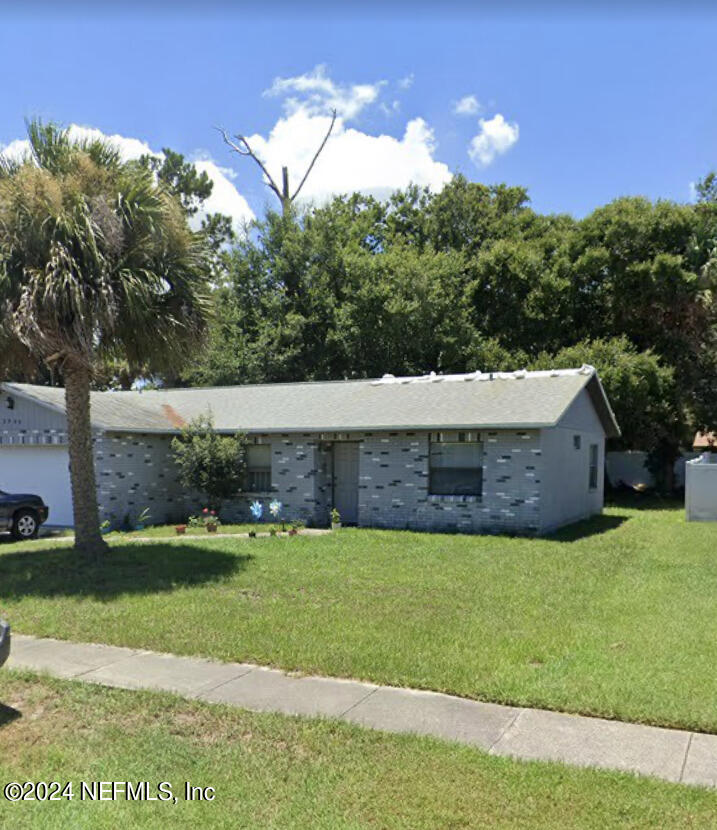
1;499;717;733
1;672;716;829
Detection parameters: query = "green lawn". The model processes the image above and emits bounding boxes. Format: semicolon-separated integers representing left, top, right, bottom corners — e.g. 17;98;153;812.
0;671;715;829
2;499;717;733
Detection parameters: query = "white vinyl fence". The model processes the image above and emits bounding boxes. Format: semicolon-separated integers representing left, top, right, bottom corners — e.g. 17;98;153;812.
686;454;717;522
605;451;699;490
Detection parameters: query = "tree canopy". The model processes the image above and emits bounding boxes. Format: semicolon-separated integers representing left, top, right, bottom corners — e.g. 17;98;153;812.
178;175;717;469
3;138;717;477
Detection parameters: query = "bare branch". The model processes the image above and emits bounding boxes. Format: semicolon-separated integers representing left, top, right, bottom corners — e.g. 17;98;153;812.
216;126;284;203
290;109;337;203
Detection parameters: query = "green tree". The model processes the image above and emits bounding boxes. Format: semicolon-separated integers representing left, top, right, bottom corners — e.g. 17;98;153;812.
171;415;247;511
139;147;213;216
695;172;717;203
529;337;682;472
0;121;211;556
426;175;535;256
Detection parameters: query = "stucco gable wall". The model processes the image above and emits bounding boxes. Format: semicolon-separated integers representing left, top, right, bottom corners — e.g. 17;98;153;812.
557;387;606;434
0;389;68;444
539;388;606;534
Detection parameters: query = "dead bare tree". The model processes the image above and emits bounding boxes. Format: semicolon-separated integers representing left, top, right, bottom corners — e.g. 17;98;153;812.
218;109;337;216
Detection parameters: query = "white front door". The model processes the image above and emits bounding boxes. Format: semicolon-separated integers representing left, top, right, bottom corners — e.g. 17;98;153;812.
0;446;73;526
333;442;359;525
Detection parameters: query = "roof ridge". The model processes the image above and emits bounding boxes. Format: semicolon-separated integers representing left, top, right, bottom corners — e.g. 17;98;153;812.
3;367;595;396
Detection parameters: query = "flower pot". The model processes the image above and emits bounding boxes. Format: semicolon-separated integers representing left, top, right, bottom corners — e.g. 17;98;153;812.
288;528;298;536
331;522;341;531
135;523;145;532
206;524;218;534
175;525;187;535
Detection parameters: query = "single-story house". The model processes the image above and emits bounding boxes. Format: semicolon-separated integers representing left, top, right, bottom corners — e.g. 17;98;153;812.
0;366;619;535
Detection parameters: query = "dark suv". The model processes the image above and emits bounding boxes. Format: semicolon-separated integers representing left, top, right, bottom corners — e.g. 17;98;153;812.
0;491;49;540
0;621;9;669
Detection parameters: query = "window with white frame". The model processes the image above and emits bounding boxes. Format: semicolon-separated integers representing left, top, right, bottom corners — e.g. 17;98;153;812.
588;443;599;490
245;444;271;492
429;438;483;497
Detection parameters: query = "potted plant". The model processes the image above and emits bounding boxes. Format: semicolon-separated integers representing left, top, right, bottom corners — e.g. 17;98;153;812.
269;526;278;537
249;500;263;537
99;519;111;535
135;507;151;531
331;507;341;530
175;524;187;535
203;508;220;533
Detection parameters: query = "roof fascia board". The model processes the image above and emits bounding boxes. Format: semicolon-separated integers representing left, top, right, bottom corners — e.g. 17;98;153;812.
103;421;559;436
586;373;621;438
552;373;620;438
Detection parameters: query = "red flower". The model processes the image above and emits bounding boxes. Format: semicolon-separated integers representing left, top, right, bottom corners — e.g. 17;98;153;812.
203;507;209;514
210;510;216;515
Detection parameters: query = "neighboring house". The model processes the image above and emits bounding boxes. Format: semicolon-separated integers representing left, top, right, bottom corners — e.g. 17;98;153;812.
693;432;716;452
0;366;619;535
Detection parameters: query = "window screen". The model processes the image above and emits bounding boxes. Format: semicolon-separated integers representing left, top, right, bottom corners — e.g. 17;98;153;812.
246;444;271;492
429;441;483;497
589;443;599;490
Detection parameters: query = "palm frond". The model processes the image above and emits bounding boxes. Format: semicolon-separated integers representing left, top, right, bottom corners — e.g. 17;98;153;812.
0;118;212;379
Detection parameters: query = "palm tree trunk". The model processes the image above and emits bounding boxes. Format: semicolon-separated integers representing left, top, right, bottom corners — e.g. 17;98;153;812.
64;364;108;558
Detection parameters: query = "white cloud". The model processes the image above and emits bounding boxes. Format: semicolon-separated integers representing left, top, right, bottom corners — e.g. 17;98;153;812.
0;138;35;163
243;110;451;204
242;66;451;204
0;125;254;233
67;125;156;161
265;64;385;121
380;99;401;117
454;95;481;116
468;114;519;167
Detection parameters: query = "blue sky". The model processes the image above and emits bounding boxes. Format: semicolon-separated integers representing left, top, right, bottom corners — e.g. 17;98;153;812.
1;6;716;225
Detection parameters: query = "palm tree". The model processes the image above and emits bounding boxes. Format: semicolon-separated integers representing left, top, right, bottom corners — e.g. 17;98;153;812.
0;121;211;557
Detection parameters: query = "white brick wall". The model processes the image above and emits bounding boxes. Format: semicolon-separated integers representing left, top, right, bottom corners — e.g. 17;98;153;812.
358;429;542;534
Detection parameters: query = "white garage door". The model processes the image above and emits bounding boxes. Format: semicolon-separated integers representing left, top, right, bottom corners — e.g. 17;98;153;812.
0;446;73;527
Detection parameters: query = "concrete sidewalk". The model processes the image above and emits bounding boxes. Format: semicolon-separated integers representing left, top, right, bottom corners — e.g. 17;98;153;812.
6;634;716;789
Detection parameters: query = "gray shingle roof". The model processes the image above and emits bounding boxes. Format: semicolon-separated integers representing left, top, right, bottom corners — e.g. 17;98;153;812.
2;368;620;437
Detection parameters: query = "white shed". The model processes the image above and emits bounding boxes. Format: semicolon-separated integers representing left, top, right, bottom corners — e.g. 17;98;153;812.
685;454;717;522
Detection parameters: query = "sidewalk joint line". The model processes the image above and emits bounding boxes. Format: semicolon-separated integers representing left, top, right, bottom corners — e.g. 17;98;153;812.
488;708;525;755
679;732;694;782
338;687;379;718
69;654;141;679
191;667;256;698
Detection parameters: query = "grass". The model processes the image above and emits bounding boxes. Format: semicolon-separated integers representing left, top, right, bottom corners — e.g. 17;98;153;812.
2;498;717;733
1;671;716;829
